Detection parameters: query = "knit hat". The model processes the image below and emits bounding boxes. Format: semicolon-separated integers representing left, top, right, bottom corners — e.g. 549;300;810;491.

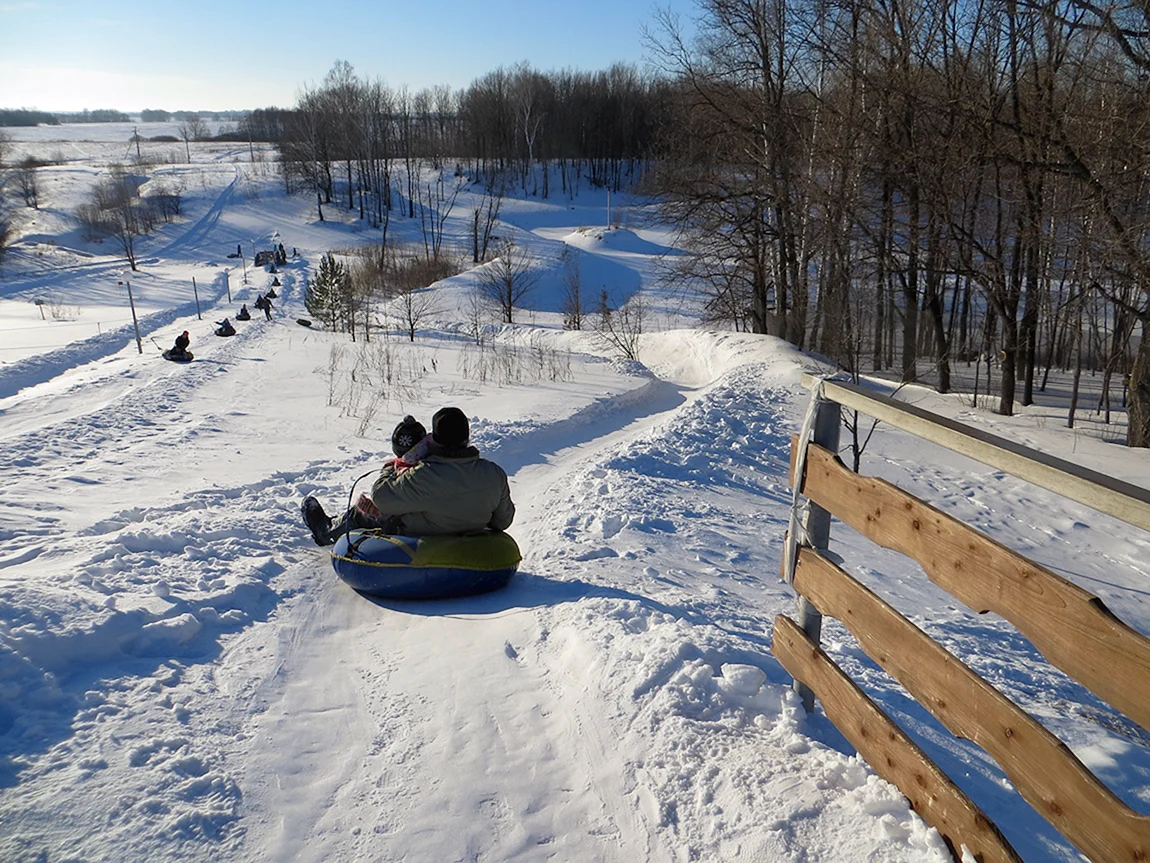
391;415;427;456
431;407;469;447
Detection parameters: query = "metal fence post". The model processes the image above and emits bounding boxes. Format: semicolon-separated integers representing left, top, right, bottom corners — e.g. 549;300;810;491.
119;278;143;355
793;396;841;712
192;276;202;320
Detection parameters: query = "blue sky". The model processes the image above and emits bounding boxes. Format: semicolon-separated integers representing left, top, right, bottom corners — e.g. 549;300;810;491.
0;0;696;112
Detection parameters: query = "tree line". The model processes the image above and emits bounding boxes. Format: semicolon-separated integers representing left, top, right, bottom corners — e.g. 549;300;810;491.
262;59;666;231
261;0;1148;445
0;109;132;125
645;0;1150;447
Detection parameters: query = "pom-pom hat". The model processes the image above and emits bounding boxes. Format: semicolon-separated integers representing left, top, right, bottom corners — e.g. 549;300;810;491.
391;415;427;456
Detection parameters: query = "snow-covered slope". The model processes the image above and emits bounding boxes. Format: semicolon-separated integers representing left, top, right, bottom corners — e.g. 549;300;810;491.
0;137;1146;863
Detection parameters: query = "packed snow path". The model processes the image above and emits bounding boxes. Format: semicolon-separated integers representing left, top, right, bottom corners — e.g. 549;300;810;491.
0;300;968;861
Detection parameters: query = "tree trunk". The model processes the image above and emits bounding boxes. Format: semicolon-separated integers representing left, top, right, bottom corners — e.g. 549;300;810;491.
1020;240;1040;406
1069;310;1084;429
926;280;950;393
1128;319;1150;447
901;182;920;383
999;314;1018;416
873;176;892;370
961;278;973;362
924;218;950;393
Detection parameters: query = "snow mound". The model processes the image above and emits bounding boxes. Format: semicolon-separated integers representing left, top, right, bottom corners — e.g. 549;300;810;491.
562;226;679;256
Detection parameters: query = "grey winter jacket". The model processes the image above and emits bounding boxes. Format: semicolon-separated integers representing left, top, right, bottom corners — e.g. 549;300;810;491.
369;446;515;536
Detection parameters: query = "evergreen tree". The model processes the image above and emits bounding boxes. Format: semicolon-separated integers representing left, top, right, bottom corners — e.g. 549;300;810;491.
306;253;349;331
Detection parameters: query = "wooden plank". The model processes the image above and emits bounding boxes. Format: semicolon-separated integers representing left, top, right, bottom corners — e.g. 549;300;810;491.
792;548;1150;863
801;374;1150;534
772;614;1023;863
794;439;1150;733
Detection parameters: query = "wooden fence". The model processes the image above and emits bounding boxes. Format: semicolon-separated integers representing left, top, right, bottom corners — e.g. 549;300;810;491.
772;376;1150;863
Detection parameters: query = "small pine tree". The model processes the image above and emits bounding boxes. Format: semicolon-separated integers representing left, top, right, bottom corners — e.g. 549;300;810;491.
306;253;349;331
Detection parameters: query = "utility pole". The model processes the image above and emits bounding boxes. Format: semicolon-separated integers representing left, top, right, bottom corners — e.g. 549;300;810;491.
119;279;143;354
191;277;202;319
225;269;232;303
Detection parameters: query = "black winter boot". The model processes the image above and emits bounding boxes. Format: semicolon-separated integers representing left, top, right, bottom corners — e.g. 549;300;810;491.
301;496;334;546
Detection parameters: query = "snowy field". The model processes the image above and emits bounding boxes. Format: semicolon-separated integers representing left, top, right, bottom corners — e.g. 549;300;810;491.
2;121;236;144
0;129;1148;862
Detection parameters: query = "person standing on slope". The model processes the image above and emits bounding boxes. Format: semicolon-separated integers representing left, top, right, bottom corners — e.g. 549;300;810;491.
302;408;515;545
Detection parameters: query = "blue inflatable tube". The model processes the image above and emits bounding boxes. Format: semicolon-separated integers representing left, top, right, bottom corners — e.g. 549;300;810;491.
330;530;522;599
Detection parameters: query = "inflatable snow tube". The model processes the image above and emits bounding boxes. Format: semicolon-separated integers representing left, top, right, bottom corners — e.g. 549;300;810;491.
162;349;194;363
330;530;521;599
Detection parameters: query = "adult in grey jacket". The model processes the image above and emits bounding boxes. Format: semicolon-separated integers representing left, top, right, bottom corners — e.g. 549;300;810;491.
302;407;514;546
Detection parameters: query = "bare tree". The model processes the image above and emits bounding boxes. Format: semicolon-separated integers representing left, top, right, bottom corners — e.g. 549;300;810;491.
283;85;335;220
416;173;463;262
376;243;454;341
561;247;584;330
644;0;818;346
592;289;645;360
80;168;147;270
464;289;490;345
277;60;660;239
476;234;538;323
0;184;13;264
471;179;504;262
511;62;546;193
394;283;441;342
397;86;417;219
177;115;208;161
15;158;39;209
146;177;183;223
1045;0;1150;445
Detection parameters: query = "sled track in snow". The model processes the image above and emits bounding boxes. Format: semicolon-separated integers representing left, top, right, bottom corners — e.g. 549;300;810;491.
0;275;233;402
152;167;240;259
0;166;245;402
0;460;338;859
0;275;296;502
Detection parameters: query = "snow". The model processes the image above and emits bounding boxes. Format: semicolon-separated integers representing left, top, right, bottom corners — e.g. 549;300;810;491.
1;131;1147;862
